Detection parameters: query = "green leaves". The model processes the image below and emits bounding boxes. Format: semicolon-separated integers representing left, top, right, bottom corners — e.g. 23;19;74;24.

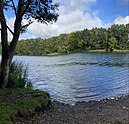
108;37;118;52
8;61;32;89
24;0;59;24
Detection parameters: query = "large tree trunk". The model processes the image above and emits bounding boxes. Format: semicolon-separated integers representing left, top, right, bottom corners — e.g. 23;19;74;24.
0;47;13;88
0;0;30;88
0;57;10;88
0;0;22;88
0;0;9;88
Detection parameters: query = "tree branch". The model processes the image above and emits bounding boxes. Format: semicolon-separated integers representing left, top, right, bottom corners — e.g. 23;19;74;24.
9;0;24;51
0;16;14;35
10;0;17;16
19;0;32;19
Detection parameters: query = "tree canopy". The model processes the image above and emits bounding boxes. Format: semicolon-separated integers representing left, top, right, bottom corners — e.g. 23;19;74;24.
10;24;129;56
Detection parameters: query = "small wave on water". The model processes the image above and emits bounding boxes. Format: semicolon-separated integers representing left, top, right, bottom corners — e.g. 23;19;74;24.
43;61;129;67
14;53;129;105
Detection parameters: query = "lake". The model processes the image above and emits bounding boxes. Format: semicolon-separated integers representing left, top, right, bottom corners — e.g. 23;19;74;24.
13;53;129;105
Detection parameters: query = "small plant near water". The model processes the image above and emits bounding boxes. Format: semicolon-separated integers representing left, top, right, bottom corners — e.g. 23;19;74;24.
0;61;51;124
8;61;32;89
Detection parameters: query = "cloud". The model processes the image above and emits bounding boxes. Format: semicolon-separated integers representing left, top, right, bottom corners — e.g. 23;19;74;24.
62;0;96;10
5;15;128;41
103;23;113;29
114;16;129;25
1;0;101;41
4;0;128;41
6;17;15;41
103;16;129;29
27;9;102;38
24;0;102;39
0;17;15;42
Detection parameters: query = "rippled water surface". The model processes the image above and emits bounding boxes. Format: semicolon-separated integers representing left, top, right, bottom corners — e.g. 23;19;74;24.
14;53;129;104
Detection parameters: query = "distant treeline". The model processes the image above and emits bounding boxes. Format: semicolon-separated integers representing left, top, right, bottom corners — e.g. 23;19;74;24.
1;24;129;55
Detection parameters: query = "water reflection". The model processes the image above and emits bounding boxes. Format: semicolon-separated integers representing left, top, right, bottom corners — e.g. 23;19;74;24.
13;53;129;104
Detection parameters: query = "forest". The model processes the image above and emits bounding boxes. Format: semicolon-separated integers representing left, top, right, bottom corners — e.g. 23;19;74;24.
1;24;129;56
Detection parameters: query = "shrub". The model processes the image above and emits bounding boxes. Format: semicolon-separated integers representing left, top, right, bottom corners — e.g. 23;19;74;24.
8;61;32;89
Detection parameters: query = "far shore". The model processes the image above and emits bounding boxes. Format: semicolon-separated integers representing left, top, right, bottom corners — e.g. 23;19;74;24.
47;49;129;56
1;49;129;57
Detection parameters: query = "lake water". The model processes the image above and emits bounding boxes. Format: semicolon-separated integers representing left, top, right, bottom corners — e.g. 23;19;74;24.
13;53;129;105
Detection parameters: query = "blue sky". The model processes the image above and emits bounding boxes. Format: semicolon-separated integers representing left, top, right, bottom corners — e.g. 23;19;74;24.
3;0;129;40
90;0;129;24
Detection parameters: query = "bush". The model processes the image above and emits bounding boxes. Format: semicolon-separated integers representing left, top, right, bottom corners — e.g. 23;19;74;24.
8;61;32;89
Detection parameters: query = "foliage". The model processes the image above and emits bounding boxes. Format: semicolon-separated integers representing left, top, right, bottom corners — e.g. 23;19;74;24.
13;24;129;56
3;0;59;33
0;88;51;124
0;0;59;88
7;61;32;89
108;37;118;52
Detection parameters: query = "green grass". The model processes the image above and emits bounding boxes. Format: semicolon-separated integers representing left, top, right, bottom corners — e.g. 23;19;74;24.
0;88;13;96
113;49;129;53
83;49;129;53
0;105;16;124
0;88;51;124
46;49;129;56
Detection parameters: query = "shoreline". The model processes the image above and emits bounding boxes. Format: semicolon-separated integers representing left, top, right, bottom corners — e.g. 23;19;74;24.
16;94;129;124
37;49;129;56
11;49;129;57
0;88;128;124
51;93;129;106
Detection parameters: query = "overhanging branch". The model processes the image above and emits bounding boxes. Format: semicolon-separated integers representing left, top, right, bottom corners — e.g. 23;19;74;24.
10;0;17;16
19;0;32;19
0;16;14;35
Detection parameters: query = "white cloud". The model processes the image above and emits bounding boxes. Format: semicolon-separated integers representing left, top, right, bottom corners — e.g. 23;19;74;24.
103;16;129;29
58;0;96;12
27;8;102;39
4;0;128;41
2;0;102;40
6;17;15;41
25;0;102;39
103;23;113;29
0;17;15;42
114;16;129;25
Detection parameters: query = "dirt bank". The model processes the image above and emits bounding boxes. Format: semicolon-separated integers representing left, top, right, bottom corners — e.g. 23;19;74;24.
16;95;129;124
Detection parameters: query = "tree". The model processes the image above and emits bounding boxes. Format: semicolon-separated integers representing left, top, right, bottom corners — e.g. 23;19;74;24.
0;0;59;88
108;37;117;52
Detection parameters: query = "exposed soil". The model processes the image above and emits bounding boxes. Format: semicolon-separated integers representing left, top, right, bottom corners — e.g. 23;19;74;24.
15;95;129;124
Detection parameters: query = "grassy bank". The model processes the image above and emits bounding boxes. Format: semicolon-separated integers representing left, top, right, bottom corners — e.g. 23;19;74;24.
0;88;51;124
86;49;129;53
46;49;129;56
1;49;129;57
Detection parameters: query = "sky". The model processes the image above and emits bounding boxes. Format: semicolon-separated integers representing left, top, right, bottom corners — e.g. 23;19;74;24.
3;0;129;41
